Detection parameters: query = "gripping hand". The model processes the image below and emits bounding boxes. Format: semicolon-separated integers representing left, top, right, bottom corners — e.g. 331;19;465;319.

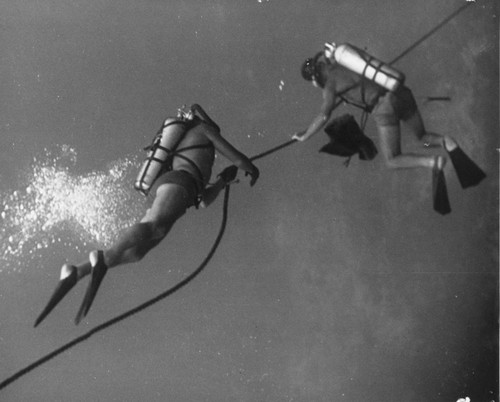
218;165;238;184
245;165;260;187
292;130;306;142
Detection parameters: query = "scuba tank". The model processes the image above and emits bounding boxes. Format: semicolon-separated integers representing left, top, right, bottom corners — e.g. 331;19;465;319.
134;107;193;196
324;42;405;92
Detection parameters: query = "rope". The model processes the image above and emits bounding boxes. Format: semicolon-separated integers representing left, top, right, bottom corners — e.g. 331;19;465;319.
0;2;474;392
0;136;298;392
0;187;231;391
250;139;297;162
389;2;472;66
332;2;472;113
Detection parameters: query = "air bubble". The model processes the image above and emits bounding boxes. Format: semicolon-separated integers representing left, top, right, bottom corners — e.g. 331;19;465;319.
0;146;146;272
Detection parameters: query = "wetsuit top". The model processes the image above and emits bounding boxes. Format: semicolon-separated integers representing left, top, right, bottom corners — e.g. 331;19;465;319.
320;53;386;111
160;117;215;191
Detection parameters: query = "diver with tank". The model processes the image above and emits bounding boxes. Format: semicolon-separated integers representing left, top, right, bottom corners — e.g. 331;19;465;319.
294;41;485;214
35;103;259;326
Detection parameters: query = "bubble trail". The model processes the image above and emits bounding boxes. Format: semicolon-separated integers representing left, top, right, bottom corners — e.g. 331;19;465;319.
0;146;146;272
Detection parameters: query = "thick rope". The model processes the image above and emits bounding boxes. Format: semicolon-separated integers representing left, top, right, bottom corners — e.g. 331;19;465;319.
250;139;297;162
389;2;472;65
0;187;231;391
0;138;299;392
0;2;474;392
333;2;472;112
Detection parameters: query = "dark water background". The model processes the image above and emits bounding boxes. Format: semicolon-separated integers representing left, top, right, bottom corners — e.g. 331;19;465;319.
0;1;498;401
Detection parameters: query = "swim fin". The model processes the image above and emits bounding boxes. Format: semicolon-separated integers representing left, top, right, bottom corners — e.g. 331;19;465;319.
75;250;108;325
432;158;451;215
34;265;78;327
320;114;378;162
446;145;486;189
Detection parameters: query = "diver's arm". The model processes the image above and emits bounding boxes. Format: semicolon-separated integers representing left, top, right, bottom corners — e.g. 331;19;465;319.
190;104;221;132
203;125;259;186
200;166;238;208
199;178;226;208
293;83;337;142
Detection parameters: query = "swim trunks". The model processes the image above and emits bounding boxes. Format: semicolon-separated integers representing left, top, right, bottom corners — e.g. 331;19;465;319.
372;86;418;126
153;169;200;208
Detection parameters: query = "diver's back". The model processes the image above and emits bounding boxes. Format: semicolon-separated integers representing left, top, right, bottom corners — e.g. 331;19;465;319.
171;120;215;186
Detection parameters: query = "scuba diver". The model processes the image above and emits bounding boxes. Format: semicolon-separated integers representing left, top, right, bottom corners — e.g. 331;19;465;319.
35;103;259;326
294;42;485;211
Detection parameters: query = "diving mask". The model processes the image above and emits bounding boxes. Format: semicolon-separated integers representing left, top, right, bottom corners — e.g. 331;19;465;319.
176;105;194;121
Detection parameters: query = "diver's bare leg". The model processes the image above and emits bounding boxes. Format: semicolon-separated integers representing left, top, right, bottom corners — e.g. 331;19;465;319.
73;261;92;280
71;227;155;278
102;222;158;268
70;222;160;280
377;123;436;169
70;185;188;280
403;111;457;149
103;183;189;268
101;222;171;268
36;185;189;326
73;185;190;323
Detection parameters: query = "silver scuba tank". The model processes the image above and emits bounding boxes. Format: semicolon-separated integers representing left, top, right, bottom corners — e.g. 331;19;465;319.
325;42;405;92
134;110;192;196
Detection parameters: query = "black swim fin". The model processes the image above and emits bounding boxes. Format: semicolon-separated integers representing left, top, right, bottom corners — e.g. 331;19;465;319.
446;145;486;189
320;114;378;162
34;265;78;327
75;250;108;325
432;161;451;215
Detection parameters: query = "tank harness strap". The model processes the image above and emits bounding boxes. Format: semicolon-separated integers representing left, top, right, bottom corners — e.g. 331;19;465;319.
144;120;187;150
311;51;324;85
171;143;215;196
139;119;191;189
360;109;369;131
323;49;386;114
336;82;373;113
135;120;189;195
143;118;216;206
359;51;390;111
151;120;190;170
322;54;372;113
156;120;215;205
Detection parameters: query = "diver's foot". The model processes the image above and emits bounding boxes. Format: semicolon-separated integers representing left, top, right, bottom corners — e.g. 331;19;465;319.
443;138;486;189
34;264;78;327
74;250;108;325
432;156;452;215
442;136;458;152
433;155;446;171
423;140;442;149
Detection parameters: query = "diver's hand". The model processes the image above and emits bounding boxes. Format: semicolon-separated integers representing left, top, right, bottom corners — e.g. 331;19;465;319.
245;165;260;186
292;131;306;142
324;42;335;59
190;104;200;114
218;165;238;184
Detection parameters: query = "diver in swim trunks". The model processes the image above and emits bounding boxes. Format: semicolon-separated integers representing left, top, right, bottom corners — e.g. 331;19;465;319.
293;44;458;172
35;103;259;326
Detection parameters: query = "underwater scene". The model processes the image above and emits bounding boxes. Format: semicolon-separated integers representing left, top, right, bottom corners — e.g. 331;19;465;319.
0;1;498;401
